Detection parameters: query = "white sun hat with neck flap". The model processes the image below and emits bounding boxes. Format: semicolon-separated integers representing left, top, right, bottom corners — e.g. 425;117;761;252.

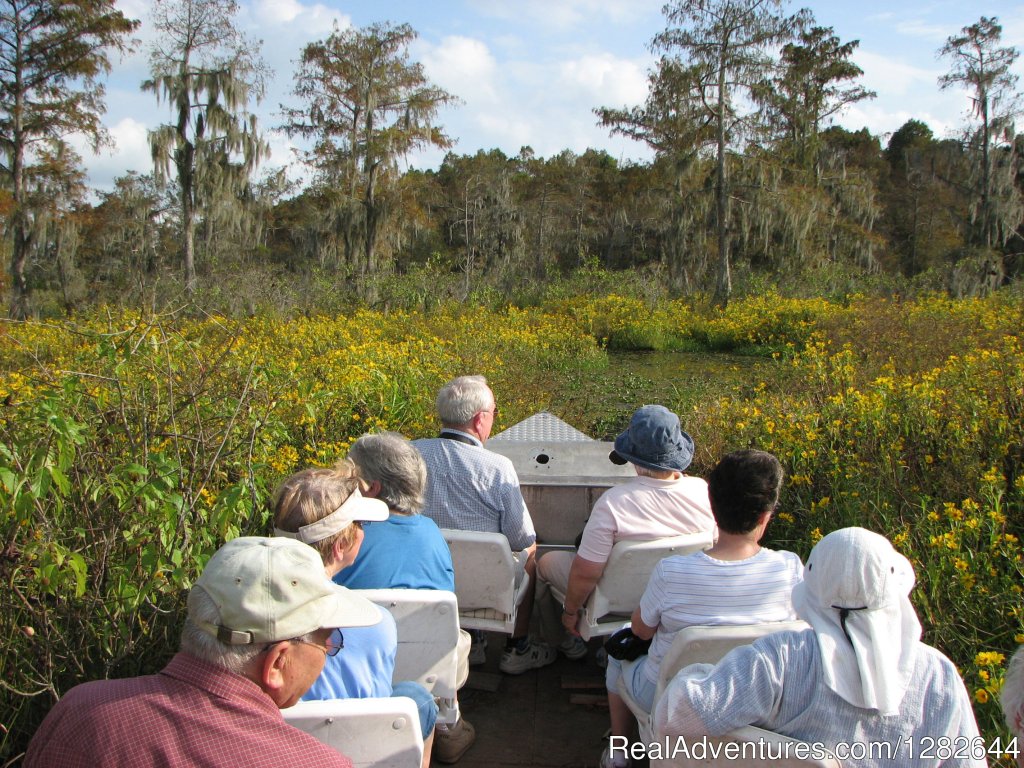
791;526;921;716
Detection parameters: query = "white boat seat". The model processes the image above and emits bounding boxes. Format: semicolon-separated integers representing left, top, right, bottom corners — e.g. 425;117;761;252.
282;696;424;768
442;529;531;634
551;532;714;640
359;588;462;725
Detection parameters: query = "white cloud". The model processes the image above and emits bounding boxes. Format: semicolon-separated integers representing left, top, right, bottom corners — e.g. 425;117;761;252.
855;49;938;99
469;0;661;31
251;0;304;25
894;18;954;42
74;116;151;192
421;36;499;106
557;53;650;107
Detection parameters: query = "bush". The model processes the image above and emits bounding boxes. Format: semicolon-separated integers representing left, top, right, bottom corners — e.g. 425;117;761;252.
0;305;603;760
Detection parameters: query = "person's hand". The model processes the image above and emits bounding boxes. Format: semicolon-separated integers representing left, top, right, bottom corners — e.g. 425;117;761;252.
561;608;581;636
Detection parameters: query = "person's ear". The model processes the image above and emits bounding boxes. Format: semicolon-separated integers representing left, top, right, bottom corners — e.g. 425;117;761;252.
330;535;349;564
260;641;289;694
363;480;383;498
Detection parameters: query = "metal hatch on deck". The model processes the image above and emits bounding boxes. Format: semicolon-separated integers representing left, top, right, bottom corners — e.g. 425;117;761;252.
487;412;634;546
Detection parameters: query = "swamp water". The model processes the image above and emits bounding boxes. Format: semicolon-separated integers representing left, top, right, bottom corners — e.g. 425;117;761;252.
545;350;768;440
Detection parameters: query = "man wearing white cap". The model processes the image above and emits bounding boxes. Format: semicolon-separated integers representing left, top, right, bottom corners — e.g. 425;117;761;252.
655;527;985;767
24;536;381;768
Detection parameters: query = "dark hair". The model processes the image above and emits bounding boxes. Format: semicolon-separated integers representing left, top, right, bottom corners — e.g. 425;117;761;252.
707;449;784;534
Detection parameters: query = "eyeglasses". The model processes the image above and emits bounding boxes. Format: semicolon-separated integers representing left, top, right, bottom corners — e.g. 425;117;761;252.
352;520;372;530
482;405;499;417
302;628;344;657
267;628;344;658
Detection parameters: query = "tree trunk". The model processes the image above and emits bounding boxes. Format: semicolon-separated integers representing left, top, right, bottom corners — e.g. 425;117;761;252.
181;176;196;294
9;221;31;320
9;79;30;319
712;64;731;308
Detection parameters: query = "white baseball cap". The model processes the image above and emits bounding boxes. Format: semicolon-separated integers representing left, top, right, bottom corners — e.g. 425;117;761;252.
190;536;380;645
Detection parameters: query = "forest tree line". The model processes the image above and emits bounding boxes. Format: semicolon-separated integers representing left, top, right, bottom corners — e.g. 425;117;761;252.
2;0;1022;318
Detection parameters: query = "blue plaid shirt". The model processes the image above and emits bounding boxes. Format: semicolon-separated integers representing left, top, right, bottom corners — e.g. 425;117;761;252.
413;430;536;551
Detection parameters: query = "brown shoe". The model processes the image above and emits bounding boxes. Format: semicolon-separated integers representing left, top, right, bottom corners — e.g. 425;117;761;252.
434;717;476;764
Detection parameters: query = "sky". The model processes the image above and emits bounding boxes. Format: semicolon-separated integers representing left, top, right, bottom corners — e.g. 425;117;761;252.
78;0;1024;193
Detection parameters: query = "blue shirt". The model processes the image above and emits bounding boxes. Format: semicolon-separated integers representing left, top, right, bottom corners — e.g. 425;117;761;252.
413;431;536;551
336;513;455;591
302;605;395;700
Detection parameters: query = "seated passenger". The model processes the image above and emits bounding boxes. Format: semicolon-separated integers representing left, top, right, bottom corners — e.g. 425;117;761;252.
337;431;475;764
413;375;551;675
1001;646;1024;767
656;527;986;768
272;463;438;768
337;431;455;591
537;404;716;660
24;536;379;768
601;448;802;768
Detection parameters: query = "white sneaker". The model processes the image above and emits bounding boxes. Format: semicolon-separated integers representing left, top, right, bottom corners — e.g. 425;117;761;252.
469;635;487;666
600;746;630;768
559;636;588;660
498;639;557;674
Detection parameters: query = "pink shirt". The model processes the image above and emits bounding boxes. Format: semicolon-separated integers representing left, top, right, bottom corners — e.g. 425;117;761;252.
24;652;353;768
577;475;715;563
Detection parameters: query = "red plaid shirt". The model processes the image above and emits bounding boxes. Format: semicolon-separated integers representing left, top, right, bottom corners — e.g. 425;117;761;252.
24;652;353;768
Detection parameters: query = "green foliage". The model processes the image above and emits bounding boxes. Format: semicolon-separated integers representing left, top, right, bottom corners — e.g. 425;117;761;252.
281;21;457;285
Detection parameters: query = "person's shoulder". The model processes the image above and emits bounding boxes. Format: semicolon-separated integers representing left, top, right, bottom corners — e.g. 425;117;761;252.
750;625;816;661
415;514;446;534
758;547;804;567
66;670;164;705
46;671;172;731
658;549;707;572
916;642;964;677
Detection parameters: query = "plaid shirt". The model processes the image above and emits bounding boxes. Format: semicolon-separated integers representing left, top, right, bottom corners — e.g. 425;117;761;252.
24;653;353;768
413;431;536;551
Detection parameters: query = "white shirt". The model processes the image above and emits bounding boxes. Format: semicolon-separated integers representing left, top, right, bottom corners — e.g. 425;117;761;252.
577;475;715;564
640;548;804;685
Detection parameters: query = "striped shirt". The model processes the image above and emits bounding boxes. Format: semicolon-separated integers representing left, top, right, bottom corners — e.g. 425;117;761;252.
23;652;353;768
640;548;804;685
413;431;536;551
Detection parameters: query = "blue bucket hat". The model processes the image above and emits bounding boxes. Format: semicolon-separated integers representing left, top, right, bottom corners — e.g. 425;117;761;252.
609;405;694;472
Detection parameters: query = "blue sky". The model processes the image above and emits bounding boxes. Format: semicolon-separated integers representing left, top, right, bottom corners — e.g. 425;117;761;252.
82;0;1024;191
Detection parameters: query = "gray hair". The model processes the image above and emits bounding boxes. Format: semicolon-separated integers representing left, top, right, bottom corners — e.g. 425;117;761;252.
348;431;426;515
634;464;676;479
436;375;492;426
181;586;318;675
